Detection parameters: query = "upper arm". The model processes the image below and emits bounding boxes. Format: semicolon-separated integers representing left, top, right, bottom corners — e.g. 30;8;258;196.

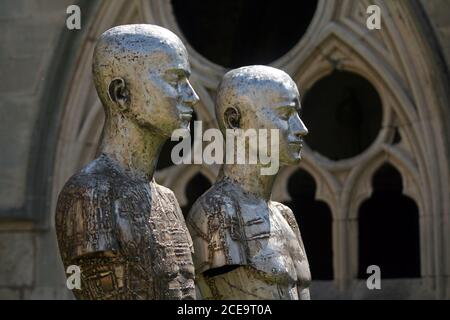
160;186;194;252
55;182;119;264
186;197;247;275
298;287;311;300
273;202;304;246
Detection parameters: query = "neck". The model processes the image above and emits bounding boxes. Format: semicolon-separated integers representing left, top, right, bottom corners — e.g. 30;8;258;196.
99;112;166;180
220;163;277;201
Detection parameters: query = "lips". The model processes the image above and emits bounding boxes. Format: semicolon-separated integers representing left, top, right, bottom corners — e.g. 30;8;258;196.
288;141;304;154
180;113;192;121
178;104;193;121
289;140;303;147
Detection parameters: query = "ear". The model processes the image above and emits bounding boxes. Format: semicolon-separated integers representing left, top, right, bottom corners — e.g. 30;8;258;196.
224;106;241;129
108;78;129;111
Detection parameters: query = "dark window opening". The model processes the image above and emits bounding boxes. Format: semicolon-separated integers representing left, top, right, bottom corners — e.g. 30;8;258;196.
287;169;334;280
181;172;212;217
358;164;420;279
392;127;402;144
302;71;382;160
172;0;318;68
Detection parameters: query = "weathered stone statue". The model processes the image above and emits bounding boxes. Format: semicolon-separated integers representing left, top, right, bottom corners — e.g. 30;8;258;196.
55;24;199;300
187;66;311;300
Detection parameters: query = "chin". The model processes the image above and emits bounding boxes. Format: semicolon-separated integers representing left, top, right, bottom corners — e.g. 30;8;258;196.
290;158;302;165
179;120;191;130
290;151;303;164
280;153;302;166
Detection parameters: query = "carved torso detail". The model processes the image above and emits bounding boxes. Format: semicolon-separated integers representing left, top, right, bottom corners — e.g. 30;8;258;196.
56;155;195;300
187;178;311;300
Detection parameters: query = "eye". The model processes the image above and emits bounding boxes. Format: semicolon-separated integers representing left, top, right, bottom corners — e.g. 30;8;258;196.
169;76;180;86
279;108;293;120
166;73;182;87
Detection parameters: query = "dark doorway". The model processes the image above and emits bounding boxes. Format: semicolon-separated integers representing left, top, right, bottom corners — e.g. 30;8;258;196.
287;169;334;280
358;164;421;279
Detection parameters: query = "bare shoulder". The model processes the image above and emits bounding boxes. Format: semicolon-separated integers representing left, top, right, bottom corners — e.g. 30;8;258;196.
152;181;175;197
57;155;124;199
55;156;121;263
186;180;245;273
151;180;192;247
56;156;123;222
151;181;181;207
186;181;238;238
271;201;301;235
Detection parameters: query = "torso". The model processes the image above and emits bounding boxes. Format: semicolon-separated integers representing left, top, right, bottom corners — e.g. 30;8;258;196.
188;178;311;300
56;155;195;300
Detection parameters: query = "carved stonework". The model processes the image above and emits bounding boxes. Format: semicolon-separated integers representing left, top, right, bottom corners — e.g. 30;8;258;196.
56;156;195;299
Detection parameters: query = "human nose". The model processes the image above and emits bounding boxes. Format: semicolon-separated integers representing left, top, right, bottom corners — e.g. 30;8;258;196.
181;80;199;107
291;114;308;138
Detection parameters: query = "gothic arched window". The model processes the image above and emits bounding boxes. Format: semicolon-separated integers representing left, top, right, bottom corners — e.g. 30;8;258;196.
358;164;420;279
287;169;334;280
302;71;383;160
172;0;318;67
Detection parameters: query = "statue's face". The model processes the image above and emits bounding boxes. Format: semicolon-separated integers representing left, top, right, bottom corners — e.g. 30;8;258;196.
132;47;199;137
251;82;308;165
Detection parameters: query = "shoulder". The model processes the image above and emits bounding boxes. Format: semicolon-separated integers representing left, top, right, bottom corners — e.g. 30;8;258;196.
271;201;301;235
56;157;121;263
56;157;120;221
186;182;246;273
152;181;179;206
186;183;238;240
57;155;123;202
151;180;193;246
151;181;185;221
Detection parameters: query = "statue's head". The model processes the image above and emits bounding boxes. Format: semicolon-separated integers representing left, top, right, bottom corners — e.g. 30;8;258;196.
216;65;308;165
93;24;199;137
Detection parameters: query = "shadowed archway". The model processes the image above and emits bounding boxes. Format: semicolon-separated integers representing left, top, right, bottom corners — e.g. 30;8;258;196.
358;163;420;279
287;169;334;280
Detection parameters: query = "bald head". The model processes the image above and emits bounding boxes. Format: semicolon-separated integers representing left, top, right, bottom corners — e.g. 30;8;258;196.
216;65;308;165
92;24;198;136
216;66;299;132
93;24;189;108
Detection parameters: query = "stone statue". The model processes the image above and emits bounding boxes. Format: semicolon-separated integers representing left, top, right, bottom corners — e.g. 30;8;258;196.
55;24;199;300
187;66;311;300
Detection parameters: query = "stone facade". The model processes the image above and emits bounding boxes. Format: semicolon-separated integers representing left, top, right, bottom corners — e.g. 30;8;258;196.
0;0;449;299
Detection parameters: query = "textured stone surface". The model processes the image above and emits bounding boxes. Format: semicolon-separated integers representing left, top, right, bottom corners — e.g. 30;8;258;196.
310;279;435;300
23;285;74;300
420;0;450;68
56;24;198;300
0;0;72;211
0;232;34;287
188;66;311;300
0;288;21;300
